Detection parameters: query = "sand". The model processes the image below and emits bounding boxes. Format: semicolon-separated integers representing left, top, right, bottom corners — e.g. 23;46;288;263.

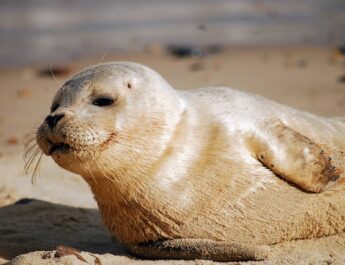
1;46;345;264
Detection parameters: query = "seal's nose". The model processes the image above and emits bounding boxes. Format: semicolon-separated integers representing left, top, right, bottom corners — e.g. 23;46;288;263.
45;113;65;129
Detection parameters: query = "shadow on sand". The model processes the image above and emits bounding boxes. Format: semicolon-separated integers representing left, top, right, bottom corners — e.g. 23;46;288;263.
0;199;128;260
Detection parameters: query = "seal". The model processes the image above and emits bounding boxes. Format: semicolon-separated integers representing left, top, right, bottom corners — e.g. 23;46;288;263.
35;62;345;262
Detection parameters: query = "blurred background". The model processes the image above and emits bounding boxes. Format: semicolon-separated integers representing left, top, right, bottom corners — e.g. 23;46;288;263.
0;0;344;67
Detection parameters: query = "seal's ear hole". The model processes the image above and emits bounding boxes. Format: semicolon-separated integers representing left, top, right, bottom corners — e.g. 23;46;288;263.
127;82;132;89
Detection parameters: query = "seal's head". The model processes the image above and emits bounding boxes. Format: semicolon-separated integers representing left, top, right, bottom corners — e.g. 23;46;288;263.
36;62;182;177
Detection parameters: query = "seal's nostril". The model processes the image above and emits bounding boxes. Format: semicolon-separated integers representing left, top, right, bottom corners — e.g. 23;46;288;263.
45;113;65;129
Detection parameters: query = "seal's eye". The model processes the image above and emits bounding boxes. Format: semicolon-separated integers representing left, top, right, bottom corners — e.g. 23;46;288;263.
92;97;114;107
50;103;60;113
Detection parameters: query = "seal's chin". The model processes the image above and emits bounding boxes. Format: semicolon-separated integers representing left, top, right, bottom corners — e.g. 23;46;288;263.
49;142;71;155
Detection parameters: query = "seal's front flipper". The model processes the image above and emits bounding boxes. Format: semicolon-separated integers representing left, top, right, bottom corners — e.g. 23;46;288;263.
248;120;340;193
127;239;269;262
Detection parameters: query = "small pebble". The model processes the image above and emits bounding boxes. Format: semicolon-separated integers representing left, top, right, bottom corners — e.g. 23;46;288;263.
197;24;207;31
189;62;204;72
41;252;52;259
17;87;32;98
297;59;308;68
6;137;18;145
38;66;72;78
337;46;345;55
55;246;87;262
338;74;345;83
167;44;223;58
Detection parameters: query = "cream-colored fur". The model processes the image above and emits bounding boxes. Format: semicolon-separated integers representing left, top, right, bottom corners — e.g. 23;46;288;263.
36;62;345;261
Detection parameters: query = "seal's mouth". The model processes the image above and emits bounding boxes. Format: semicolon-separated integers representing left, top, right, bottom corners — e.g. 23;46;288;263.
49;142;71;155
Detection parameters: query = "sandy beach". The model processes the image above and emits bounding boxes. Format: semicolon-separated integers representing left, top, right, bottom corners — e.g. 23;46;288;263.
1;46;345;264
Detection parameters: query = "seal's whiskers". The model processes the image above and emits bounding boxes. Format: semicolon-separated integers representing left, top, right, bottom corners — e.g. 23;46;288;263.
24;136;43;184
31;151;43;185
96;163;117;183
86;162;98;184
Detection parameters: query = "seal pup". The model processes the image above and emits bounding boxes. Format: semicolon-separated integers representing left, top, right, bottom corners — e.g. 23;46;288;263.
34;62;345;261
